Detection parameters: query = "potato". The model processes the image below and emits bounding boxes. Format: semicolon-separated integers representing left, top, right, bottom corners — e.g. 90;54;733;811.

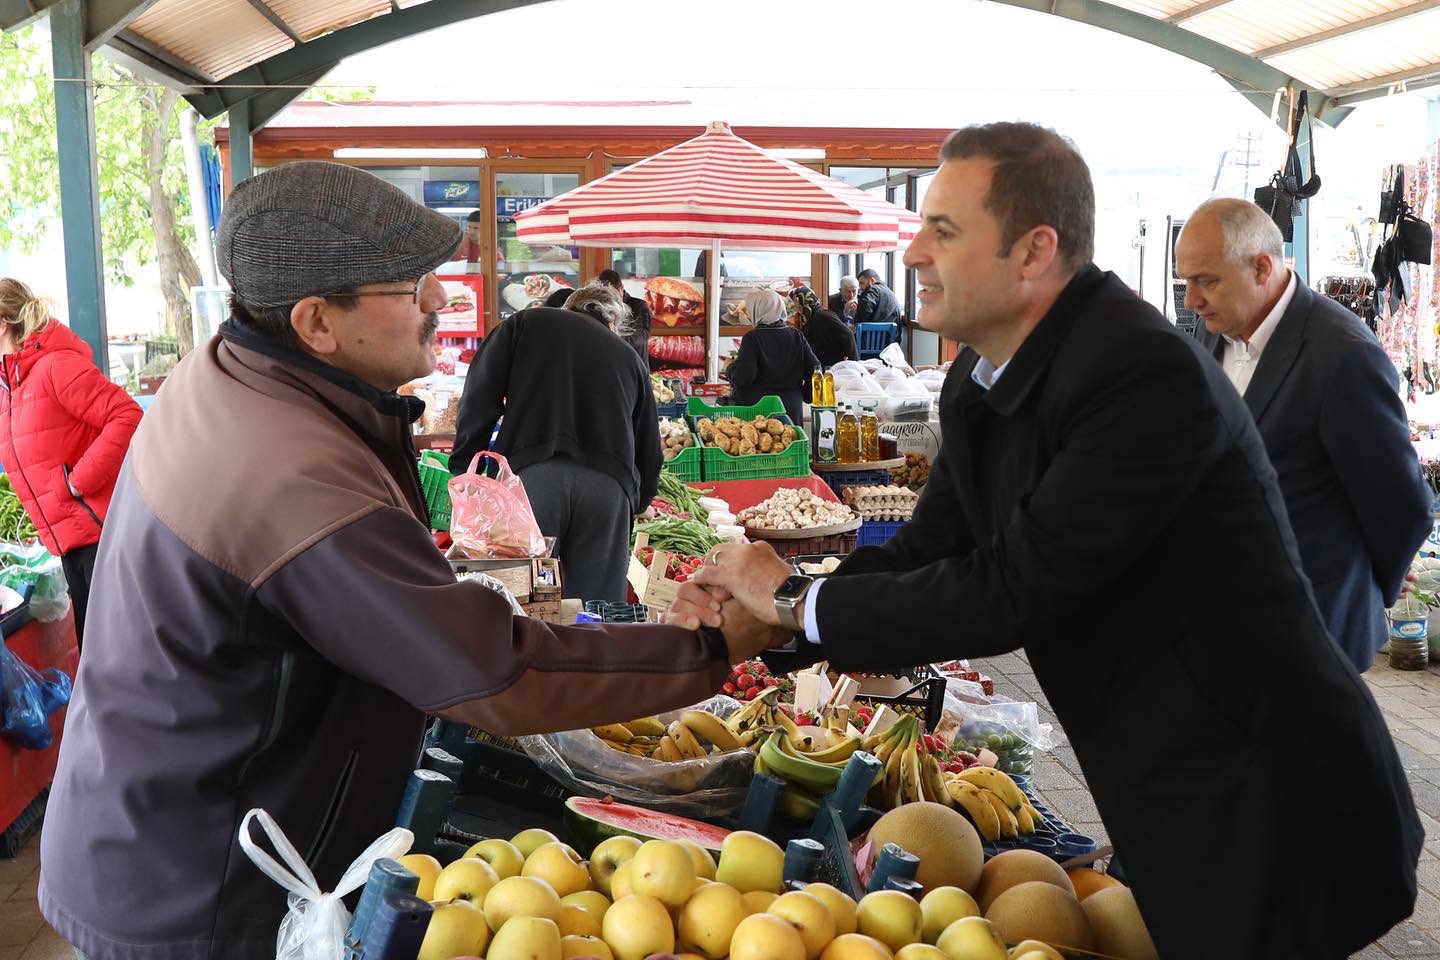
741;423;759;446
765;418;786;436
738;438;756;456
718;419;741;438
759;433;774;453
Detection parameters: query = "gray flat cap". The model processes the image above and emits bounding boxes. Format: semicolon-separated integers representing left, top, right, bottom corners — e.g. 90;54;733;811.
217;161;462;308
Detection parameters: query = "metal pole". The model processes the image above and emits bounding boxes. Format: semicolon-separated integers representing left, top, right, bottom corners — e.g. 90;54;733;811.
706;238;721;383
180;108;218;287
1291;126;1311;285
229;99;254;185
48;0;108;372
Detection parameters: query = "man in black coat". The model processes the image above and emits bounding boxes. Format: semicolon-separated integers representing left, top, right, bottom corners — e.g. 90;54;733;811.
1179;199;1432;673
599;268;653;362
669;123;1421;959
854;268;902;325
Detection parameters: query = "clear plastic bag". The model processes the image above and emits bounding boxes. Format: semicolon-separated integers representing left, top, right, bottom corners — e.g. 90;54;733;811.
0;541;69;622
238;808;413;960
448;452;547;559
517;696;754;818
879;343;916;376
0;640;72;750
944;685;1059;777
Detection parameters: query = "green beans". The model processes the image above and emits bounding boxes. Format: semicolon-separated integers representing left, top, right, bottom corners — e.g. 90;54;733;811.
656;471;710;519
0;475;37;542
632;516;723;557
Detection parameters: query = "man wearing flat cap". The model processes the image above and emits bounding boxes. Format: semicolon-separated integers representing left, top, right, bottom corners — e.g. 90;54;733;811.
38;162;773;960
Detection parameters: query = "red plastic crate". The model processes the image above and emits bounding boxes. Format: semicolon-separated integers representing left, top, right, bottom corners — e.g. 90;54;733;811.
687;475;841;513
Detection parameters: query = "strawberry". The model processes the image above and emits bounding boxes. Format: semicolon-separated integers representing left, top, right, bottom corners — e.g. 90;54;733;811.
763;676;779;688
753;663;768;675
743;687;759;700
722;682;737;695
737;673;755;690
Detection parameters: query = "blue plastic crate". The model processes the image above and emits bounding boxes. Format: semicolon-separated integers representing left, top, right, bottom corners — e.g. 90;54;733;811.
817;468;892;499
856;520;904;547
656;402;686;419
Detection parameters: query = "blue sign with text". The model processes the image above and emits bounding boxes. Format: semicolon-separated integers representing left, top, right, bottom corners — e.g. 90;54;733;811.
496;196;549;217
422;180;480;207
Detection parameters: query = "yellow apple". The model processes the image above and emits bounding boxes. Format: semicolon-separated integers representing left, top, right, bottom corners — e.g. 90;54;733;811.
716;830;784;894
819;933;895;960
629;840;696;909
805;883;859;937
768;891;837;960
676;839;717;880
488;914;562;960
562;934;615;959
511;827;561;858
396;853;443;902
601;893;675;960
936;916;1007;960
677;879;748;960
742;890;778;914
464;838;527;880
919;886;980;943
483;875;562;932
610;859;637;900
856;890;923;952
417;898;490;960
558;903;603;939
524;841;593;898
729;912;807;960
432;856;500;906
1008;942;1063;960
894;945;948;960
1013;952;1059;960
588;835;642;897
561;890;612;924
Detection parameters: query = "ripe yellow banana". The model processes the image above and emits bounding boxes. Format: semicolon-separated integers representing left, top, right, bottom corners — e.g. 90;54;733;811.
668;720;707;760
901;743;924;805
945;780;1001;841
978;788;1019;838
1014;803;1036;835
921;753;953;808
882;727;912;809
806;734;860;766
955;766;1025;812
624;716;666;737
781;786;822;820
592;723;634;743
680;710;744;753
652;734;683;762
774;707;814;751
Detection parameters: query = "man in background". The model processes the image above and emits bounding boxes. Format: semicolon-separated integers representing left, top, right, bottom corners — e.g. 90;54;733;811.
599;268;652;361
829;274;859;321
854;267;902;325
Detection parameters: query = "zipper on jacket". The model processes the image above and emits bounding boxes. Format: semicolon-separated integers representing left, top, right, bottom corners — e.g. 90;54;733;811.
237;648;296;786
305;749;359;866
62;464;103;529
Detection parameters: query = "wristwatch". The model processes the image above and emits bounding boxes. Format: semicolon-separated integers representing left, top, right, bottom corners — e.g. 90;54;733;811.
773;574;815;632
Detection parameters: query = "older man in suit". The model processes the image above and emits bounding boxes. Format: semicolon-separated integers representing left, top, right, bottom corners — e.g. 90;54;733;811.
1178;198;1431;673
668;123;1421;959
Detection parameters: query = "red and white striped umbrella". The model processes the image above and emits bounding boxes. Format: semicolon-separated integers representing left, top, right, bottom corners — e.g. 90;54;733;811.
514;121;920;252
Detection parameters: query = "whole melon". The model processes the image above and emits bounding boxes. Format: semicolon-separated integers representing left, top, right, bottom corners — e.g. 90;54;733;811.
1080;886;1159;960
865;802;983;894
974;850;1075;913
1065;867;1124;902
985;881;1093;954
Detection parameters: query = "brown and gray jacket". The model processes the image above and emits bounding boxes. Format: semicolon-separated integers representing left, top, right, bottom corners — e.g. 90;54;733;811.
39;321;729;960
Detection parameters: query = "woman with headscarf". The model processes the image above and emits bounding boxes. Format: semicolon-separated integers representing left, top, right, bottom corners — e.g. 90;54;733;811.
725;289;818;424
789;285;859;368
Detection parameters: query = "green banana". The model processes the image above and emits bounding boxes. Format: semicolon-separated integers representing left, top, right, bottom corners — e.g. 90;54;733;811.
781;786;822;820
806;733;861;765
759;731;846;795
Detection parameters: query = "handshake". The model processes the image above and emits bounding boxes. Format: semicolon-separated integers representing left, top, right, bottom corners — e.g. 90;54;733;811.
665;542;802;665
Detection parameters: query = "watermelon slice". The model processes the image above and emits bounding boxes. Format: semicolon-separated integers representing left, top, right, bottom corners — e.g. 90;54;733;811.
564;796;731;857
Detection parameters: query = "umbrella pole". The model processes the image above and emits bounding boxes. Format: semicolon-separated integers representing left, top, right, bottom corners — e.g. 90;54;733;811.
706;239;721;383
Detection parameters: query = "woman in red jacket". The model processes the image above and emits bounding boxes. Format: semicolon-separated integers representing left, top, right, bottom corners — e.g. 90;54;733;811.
0;278;141;646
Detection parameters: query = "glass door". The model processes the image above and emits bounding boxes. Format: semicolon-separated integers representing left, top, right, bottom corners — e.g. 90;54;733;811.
487;163;586;331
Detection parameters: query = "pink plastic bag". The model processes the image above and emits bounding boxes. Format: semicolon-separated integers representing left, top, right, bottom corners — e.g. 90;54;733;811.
448;452;547;559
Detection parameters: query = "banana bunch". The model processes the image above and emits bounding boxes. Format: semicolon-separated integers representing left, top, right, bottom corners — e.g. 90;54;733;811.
592;709;744;761
863;716;946;811
942;765;1044;843
754;706;865;818
723;685;784;747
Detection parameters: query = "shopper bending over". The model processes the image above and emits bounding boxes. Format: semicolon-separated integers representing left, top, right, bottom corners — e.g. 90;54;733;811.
0;278;140;647
39;163;771;960
726;289;818;424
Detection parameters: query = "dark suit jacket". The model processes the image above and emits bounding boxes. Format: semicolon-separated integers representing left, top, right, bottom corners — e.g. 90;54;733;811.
854;282;902;325
1194;282;1431;672
828;292;856;319
621;293;652;363
802;308;860;368
803;266;1420;958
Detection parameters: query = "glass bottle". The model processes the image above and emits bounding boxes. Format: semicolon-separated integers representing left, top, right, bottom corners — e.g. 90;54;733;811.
811;365;824;407
837;403;860;464
821;368;836;407
860;401;880;462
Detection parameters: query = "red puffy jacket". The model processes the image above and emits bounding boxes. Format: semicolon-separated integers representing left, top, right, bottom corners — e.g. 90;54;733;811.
0;319;142;556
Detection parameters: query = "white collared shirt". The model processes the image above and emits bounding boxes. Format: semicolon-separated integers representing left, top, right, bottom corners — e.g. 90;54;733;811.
1222;271;1297;396
971;356;1010;391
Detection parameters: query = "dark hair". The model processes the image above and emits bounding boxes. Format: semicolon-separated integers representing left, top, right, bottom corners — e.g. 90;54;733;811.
597;269;623;290
229;290;358;352
939;122;1094;267
857;269;881;283
543;288;573;308
465;211;481;224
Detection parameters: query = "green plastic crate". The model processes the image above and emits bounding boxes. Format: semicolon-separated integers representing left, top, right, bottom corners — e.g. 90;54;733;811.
685;395;785;422
688;417;810;483
417;450;452;531
662;443;702;483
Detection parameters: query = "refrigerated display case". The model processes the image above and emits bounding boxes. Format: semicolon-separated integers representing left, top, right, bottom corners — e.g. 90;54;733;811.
494;171;582;323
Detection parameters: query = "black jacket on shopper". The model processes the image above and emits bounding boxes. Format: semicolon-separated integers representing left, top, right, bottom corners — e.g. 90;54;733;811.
452;306;662;514
855;281;903;325
726;324;818;424
622;293;653;363
802;308;859;368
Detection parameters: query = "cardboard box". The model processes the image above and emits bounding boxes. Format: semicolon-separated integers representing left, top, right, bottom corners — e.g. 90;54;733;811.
521;599;565;624
448;540;561;605
626;533;681;612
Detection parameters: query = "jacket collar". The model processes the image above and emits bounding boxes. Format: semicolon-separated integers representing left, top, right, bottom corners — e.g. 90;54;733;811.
0;318;93;389
972;263;1109;416
217;321;425;449
1243;281;1313;423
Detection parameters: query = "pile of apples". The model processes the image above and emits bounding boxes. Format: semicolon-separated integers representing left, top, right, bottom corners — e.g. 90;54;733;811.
401;827;1066;960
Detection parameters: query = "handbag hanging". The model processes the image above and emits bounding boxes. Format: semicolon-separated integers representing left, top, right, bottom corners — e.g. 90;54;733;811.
1397;201;1433;265
1254;91;1320;242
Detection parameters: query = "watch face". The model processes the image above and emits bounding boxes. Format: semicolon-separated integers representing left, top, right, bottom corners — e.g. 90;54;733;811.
775;575;814;601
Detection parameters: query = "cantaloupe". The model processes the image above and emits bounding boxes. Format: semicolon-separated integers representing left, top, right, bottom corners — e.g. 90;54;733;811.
1080;886;1159;960
1065;867;1124;902
974;850;1075;913
985;881;1093;954
865;802;983;894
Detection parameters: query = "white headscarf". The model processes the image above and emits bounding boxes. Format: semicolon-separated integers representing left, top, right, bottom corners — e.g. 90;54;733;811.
745;289;788;327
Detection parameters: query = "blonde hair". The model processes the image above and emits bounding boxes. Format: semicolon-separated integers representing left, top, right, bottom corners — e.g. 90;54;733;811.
0;278;52;345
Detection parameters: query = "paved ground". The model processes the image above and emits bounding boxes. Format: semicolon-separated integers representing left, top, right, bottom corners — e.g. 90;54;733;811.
8;650;1440;958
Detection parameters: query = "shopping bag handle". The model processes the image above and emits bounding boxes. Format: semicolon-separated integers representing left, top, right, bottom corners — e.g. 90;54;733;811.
465;450;511;478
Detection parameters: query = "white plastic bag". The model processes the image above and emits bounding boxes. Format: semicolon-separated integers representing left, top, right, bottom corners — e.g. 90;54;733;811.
879;343;916;376
238;808;414;960
884;377;932;399
870;367;909;391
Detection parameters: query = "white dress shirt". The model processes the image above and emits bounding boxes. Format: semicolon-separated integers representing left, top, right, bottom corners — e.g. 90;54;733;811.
802;354;1010;643
1222;271;1297;396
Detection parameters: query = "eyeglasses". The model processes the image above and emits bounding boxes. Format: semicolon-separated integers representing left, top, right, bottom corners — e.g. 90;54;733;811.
320;273;433;305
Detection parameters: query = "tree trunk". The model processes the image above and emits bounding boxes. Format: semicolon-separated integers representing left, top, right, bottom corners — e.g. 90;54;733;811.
144;88;195;355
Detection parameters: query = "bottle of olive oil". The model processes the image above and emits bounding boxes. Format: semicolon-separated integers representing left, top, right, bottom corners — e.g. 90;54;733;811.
837;403;860;464
821;368;836;407
860;400;880;462
811;365;824;407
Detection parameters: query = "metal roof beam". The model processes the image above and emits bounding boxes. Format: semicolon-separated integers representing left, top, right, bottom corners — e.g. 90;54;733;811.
1325;60;1440;106
1166;0;1234;26
1252;0;1440;59
111;28;215;82
84;0;164;50
0;0;56;32
248;62;334;130
183;0;559;119
242;0;302;45
97;34;205;91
